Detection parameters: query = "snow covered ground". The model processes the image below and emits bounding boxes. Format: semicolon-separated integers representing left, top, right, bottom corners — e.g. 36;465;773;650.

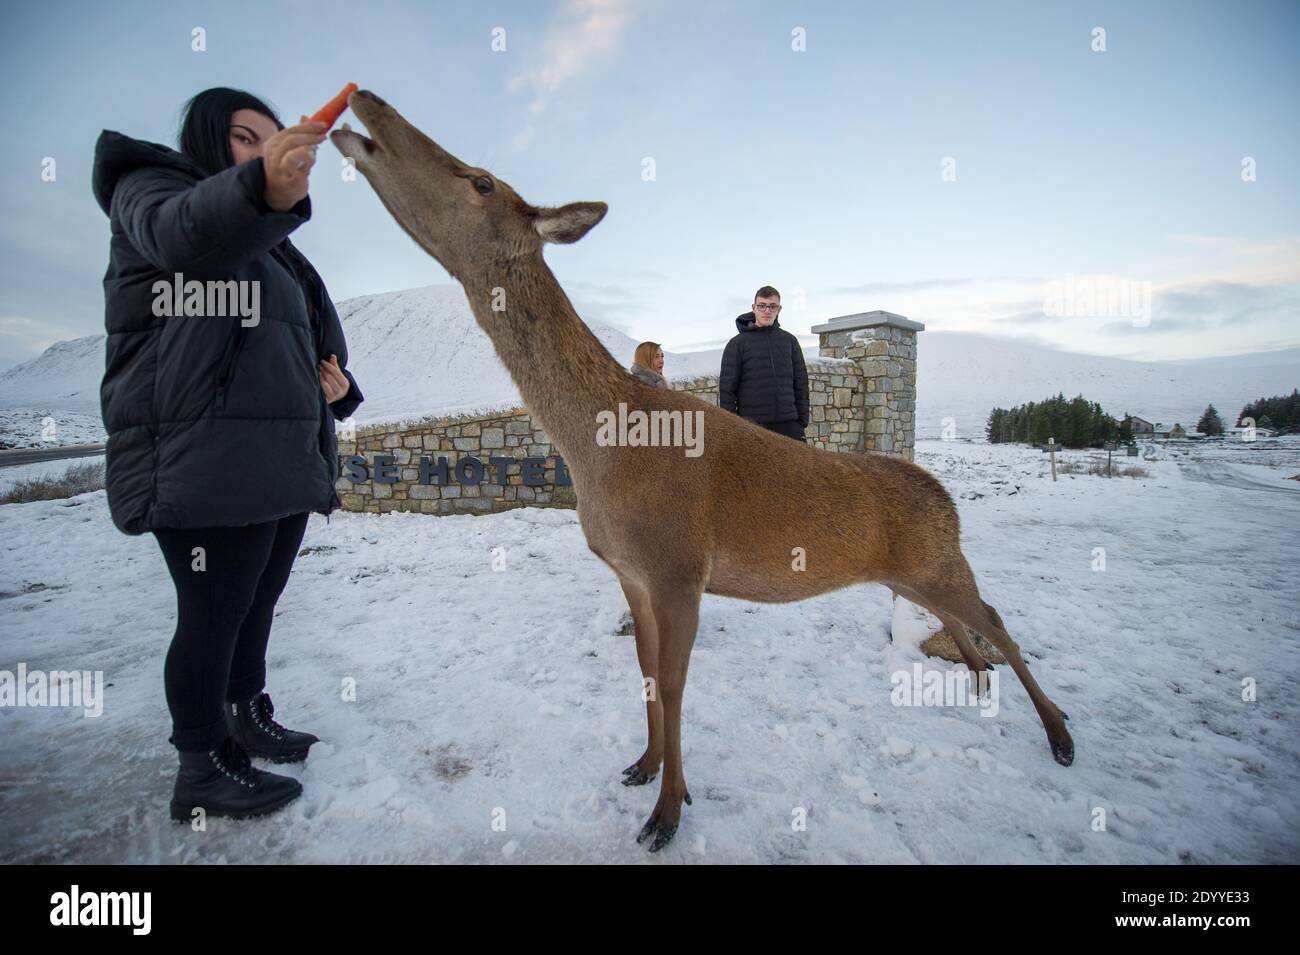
0;407;104;449
1;439;1297;863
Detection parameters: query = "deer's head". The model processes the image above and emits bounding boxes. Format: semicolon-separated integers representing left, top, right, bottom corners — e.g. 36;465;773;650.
331;90;607;280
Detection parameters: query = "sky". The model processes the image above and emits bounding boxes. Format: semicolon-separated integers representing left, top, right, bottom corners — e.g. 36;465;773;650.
1;0;1297;372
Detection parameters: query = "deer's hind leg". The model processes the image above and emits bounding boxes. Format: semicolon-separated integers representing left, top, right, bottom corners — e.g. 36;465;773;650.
893;585;995;681
896;561;1075;767
616;572;663;786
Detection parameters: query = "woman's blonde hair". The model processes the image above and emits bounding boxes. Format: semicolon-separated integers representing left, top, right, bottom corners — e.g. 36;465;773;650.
633;341;662;370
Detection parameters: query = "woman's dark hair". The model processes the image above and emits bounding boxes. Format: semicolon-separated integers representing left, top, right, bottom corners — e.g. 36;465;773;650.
178;87;283;176
176;88;321;318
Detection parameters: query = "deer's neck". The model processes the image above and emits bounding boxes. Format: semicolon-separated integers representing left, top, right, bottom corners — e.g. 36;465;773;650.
461;257;628;465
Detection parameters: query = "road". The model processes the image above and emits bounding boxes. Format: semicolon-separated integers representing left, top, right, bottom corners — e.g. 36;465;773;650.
0;443;105;468
1176;456;1299;496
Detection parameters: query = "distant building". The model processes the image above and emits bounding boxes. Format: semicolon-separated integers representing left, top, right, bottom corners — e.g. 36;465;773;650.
1124;416;1188;440
1123;415;1155;437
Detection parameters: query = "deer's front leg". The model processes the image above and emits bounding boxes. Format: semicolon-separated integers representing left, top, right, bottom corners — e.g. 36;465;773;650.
616;573;662;785
635;585;701;853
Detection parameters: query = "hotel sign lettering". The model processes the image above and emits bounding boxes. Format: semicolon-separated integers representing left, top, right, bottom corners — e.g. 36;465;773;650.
341;454;571;488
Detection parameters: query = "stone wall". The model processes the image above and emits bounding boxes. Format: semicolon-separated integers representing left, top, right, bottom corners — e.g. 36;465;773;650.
812;311;923;460
335;310;923;514
665;359;865;454
336;408;574;516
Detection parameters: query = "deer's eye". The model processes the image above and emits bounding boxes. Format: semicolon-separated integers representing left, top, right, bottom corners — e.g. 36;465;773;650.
473;176;494;197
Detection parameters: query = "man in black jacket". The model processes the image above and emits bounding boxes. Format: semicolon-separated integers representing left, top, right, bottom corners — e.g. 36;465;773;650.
719;286;809;441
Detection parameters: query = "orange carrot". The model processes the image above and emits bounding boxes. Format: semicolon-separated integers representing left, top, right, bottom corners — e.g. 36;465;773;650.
310;82;359;130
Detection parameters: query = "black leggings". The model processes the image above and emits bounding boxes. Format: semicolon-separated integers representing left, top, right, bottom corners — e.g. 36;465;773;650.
152;513;309;752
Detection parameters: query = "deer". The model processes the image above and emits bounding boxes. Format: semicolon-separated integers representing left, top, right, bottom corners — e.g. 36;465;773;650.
332;90;1074;852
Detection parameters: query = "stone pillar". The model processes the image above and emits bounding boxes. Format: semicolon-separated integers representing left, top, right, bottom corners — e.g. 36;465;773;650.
811;311;924;461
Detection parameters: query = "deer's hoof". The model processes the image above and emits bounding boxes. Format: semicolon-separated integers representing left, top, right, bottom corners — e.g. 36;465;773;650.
622;768;656;786
1051;733;1075;767
636;790;690;850
621;759;660;786
647;824;678;853
636;818;658;845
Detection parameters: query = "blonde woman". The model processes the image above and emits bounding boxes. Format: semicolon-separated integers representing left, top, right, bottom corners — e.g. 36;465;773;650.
630;342;669;389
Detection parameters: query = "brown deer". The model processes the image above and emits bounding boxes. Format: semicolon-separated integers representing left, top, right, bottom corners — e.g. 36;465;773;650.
332;90;1074;852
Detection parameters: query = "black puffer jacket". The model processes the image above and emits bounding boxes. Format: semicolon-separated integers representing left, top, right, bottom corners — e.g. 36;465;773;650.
91;130;363;535
718;312;809;425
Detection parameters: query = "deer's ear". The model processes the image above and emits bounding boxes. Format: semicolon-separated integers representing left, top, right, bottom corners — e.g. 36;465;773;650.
532;202;607;244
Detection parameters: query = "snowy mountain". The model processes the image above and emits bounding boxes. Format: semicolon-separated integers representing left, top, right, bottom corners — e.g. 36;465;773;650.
1;283;1296;443
0;335;104;415
330;285;725;426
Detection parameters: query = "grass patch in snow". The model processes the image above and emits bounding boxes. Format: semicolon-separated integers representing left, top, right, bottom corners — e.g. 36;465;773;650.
0;460;104;504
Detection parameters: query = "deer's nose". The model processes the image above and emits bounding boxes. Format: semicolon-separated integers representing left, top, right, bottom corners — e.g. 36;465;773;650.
355;89;388;107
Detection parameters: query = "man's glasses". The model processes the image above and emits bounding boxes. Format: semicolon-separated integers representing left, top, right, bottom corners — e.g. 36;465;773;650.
753;303;781;312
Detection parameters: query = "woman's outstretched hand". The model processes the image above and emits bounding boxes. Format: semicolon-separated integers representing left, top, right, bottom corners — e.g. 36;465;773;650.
320;353;350;403
263;115;326;212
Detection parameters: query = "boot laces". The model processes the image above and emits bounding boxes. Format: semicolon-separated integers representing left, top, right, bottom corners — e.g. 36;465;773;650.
251;692;289;741
211;738;257;787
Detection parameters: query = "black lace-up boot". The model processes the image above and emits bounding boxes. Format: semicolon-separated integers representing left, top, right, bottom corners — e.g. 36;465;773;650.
225;692;320;763
170;736;302;822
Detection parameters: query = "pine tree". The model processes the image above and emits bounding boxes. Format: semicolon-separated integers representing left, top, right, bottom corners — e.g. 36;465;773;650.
1197;404;1224;436
985;395;1124;445
1238;390;1299;434
986;408;1004;442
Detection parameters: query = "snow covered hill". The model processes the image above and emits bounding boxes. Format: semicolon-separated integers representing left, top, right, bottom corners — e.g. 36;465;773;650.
913;338;1300;439
1;284;1296;444
329;285;725;425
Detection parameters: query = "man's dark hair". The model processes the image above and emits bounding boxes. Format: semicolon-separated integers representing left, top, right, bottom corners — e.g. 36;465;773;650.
754;285;780;301
178;87;284;177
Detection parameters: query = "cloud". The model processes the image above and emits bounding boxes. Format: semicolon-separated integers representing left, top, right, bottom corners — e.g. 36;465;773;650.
1152;280;1282;319
1097;280;1300;338
827;276;1037;295
1097;317;1209;336
507;0;635;115
1164;235;1300;286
